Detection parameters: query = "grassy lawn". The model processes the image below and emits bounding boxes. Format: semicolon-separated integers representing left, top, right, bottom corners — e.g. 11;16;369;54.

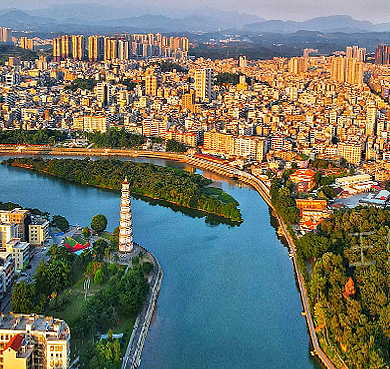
99;231;112;240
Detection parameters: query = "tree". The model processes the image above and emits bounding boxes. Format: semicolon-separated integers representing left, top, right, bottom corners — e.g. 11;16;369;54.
94;268;105;285
165;139;187;153
11;282;34;313
93;239;108;260
82;226;90;238
51;215;69;232
91;214;107;233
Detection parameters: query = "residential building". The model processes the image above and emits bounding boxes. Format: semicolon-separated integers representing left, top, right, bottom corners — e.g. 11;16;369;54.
195;68;214;102
0;209;30;241
28;217;49;246
0;314;70;369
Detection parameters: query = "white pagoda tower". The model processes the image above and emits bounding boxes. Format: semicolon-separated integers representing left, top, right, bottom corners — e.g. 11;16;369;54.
119;177;133;253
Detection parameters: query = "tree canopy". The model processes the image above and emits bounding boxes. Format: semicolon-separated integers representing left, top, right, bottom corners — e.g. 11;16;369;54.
91;214;107;233
3;157;243;223
51;215;69;232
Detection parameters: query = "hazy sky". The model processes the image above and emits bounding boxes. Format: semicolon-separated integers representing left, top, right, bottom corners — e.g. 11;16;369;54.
0;0;389;23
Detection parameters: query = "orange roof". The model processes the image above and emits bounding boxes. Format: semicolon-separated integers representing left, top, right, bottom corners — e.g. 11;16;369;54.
3;334;23;352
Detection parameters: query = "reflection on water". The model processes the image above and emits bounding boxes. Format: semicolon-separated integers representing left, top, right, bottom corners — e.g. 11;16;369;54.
0;155;321;369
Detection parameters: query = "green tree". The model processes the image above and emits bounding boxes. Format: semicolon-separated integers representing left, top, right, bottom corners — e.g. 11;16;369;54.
93;239;108;260
11;282;34;313
82;226;90;238
94;268;105;285
91;214;107;233
165;139;187;153
51;215;69;232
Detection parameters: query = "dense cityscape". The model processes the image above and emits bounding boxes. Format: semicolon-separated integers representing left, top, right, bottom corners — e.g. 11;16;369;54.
0;4;390;368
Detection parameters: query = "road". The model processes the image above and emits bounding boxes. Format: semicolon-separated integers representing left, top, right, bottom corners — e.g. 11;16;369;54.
2;225;81;314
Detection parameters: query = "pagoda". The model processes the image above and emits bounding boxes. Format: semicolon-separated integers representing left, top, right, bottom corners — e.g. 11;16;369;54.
119;177;133;252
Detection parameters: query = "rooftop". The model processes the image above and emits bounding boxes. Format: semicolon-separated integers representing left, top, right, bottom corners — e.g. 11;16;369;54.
0;314;70;341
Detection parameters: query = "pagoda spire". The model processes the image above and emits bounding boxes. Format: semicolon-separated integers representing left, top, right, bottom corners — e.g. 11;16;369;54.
118;177;133;253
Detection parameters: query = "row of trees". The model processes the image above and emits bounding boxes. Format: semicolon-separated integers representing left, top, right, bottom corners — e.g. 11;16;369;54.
165;139;187;153
85;128;145;149
297;206;390;368
0;129;68;145
3;157;243;222
64;78;97;92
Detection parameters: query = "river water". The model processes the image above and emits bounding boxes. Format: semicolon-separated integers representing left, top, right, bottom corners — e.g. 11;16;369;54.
0;156;320;369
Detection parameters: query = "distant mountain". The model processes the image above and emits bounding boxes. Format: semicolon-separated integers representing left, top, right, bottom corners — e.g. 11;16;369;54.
240;15;385;34
26;4;264;31
0;7;389;38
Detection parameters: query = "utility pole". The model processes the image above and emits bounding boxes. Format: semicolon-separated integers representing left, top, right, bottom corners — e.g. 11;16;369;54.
349;232;376;267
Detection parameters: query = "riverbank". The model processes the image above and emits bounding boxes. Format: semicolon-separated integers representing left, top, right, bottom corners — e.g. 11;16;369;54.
179;156;338;369
2;156;243;224
122;244;163;369
0;146;335;369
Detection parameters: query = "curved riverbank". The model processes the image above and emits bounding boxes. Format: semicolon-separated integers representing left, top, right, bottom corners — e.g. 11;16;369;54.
0;145;336;369
178;156;338;369
122;244;163;369
2;156;243;224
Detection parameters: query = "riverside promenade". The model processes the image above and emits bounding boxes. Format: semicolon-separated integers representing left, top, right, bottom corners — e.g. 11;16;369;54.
0;145;339;369
122;244;163;369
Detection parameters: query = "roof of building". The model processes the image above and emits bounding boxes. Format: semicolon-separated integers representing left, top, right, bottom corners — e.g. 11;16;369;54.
3;333;23;352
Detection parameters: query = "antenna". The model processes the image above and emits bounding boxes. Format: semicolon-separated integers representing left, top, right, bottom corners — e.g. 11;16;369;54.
348;232;376;267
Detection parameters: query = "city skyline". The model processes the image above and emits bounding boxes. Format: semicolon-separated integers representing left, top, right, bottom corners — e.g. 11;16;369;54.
0;0;389;24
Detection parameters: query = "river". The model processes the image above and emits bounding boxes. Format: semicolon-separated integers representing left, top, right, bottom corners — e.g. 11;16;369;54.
0;156;321;369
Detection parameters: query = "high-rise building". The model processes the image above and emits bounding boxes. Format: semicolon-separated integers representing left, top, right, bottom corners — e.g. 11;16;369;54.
288;57;307;75
375;45;390;65
338;141;363;166
96;82;112;107
53;37;62;62
238;55;247;68
145;67;162;96
71;35;84;60
195;68;214;103
182;90;195;112
0;28;12;43
20;36;28;49
119;177;133;253
88;35;104;61
331;57;363;86
61;35;72;59
366;102;377;136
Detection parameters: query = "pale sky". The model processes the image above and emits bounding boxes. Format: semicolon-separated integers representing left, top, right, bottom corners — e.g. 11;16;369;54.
0;0;389;23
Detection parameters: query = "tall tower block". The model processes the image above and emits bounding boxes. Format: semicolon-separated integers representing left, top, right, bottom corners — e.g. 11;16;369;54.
119;177;133;252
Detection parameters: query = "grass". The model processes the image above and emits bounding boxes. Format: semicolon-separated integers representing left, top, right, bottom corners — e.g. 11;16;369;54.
204;187;239;205
99;231;112;240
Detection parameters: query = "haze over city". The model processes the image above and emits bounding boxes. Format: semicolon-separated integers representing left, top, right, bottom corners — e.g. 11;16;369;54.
0;0;389;23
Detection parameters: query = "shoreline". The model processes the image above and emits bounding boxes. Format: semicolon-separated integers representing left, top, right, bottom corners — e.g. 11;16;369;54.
121;244;163;369
1;154;243;224
0;146;337;369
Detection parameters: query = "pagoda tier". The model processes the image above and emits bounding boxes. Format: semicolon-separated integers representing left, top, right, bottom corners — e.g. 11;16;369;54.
119;177;133;252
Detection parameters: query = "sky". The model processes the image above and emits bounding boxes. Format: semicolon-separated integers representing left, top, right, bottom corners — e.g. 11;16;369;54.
0;0;388;23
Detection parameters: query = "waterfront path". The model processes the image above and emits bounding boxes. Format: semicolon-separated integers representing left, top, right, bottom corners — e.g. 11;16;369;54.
122;244;163;369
